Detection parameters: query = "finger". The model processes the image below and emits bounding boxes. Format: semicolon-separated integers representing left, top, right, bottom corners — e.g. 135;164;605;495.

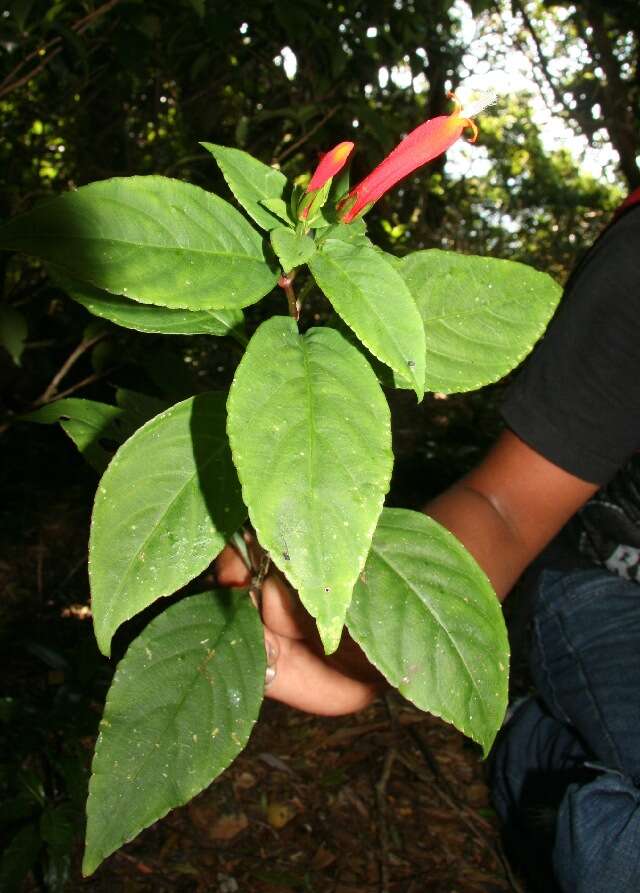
327;631;386;685
260;574;317;641
215;543;251;587
265;634;381;716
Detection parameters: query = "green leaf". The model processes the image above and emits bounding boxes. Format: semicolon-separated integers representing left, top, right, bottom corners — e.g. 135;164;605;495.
373;246;403;270
0;794;38;828
56;272;244;336
40;803;75;892
41;804;76;854
329;313;413;392
316;219;369;247
23;399;128;473
202;143;288;231
0;823;41;891
270;227;316;273
328;162;351;202
299;178;333;227
188;0;205;17
0;176;278;311
259;198;294;227
400;250;562;394
90;393;246;657
115;389;170;433
227;317;392;653
22;393;167;473
347;508;509;756
11;0;36;30
309;240;426;399
83;590;265;876
0;306;28;366
289;183;306;220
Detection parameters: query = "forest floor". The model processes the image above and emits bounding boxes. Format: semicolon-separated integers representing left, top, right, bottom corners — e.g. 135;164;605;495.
81;696;521;893
2;381;529;892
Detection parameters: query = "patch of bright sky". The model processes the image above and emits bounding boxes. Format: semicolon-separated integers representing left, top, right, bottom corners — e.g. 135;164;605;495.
382;1;620;184
274;46;298;80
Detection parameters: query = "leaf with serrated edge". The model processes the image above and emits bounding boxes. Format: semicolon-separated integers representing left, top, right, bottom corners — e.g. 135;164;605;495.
115;389;169;433
90;393;246;656
316;219;369;247
83;590;265;876
23;398;127;473
0;176;278;310
309;240;425;399
347;508;509;756
202;143;288;231
227;317;392;653
259;198;294;227
270;227;316;273
400;249;562;394
57;273;243;336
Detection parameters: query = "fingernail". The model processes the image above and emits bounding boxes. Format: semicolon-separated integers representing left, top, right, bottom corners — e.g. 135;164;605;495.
265;665;276;687
265;639;277;666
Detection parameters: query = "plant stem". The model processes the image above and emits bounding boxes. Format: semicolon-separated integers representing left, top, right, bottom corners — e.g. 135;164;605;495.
296;276;315;306
278;272;299;321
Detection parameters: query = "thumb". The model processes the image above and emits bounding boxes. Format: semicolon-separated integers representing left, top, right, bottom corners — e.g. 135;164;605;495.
264;631;279;688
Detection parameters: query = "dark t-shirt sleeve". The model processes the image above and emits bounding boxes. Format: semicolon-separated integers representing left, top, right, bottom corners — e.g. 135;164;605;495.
502;206;640;485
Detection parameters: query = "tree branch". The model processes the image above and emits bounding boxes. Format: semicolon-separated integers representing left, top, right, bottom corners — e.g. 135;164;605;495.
33;333;110;406
272;106;340;165
582;2;640;188
0;0;123;100
510;0;576;120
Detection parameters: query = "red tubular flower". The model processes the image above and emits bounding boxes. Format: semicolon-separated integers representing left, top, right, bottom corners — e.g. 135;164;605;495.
340;94;486;223
306;141;355;192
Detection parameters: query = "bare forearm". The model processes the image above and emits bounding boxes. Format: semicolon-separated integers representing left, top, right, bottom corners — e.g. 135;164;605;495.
425;482;536;601
423;430;598;602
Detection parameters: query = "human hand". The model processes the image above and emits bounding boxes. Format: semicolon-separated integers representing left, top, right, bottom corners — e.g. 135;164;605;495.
215;536;386;715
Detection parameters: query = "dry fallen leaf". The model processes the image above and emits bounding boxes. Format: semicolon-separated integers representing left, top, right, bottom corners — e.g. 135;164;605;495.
266;801;297;829
234;770;257;790
209;812;249;841
310;845;336;870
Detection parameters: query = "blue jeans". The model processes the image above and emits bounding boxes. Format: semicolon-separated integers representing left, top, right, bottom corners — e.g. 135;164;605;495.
490;569;640;892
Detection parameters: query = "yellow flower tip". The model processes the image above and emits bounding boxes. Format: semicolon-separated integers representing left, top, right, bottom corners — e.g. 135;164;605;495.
449;87;497;142
332;142;354;164
446;90;463;117
306;140;354;192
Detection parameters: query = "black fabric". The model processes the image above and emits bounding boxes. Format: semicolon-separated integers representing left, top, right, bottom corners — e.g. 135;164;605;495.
502;204;640;485
567;458;640;580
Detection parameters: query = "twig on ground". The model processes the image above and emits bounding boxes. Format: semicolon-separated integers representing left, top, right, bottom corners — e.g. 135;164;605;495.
375;746;396;893
114;850;154;875
54;555;87;596
401;724;524;893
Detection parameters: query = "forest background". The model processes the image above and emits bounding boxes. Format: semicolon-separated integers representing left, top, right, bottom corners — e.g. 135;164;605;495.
1;0;638;891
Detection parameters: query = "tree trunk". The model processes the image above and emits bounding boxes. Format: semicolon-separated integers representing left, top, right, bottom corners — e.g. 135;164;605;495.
583;2;640;189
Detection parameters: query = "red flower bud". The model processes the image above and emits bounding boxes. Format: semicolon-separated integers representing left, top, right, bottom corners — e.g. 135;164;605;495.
306;141;355;192
339;94;488;223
